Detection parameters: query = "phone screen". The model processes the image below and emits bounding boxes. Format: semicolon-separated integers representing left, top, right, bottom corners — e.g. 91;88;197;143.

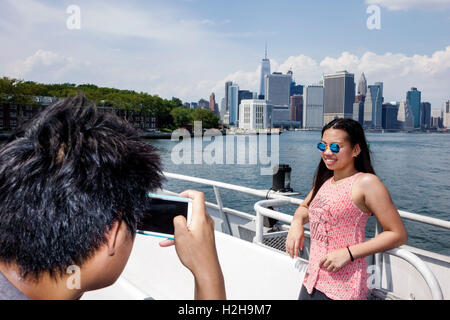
137;196;189;235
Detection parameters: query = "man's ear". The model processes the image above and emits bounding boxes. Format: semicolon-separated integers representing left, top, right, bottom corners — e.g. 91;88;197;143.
106;220;122;256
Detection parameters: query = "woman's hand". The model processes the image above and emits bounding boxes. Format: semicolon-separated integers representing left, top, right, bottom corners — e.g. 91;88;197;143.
285;220;305;259
319;247;352;272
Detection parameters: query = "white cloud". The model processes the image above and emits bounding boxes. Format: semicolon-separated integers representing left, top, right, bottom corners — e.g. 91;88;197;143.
6;50;90;80
365;0;450;11
1;0;448;110
0;0;244;98
211;47;450;108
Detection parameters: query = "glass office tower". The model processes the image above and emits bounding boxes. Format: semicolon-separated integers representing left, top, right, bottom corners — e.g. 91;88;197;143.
406;87;421;128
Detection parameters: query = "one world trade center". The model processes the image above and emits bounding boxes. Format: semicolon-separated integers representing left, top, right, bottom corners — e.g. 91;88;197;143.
259;44;271;99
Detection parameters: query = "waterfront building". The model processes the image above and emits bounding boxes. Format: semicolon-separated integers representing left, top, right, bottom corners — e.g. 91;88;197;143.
290;95;303;125
290;83;303;96
357;72;367;97
223;110;230;126
209;93;219;116
444;100;450;129
259;46;271;99
353;94;364;125
198;98;209;109
397;100;414;130
353;72;367;126
228;84;239;125
431;108;443;129
363;82;383;129
382;102;399;130
0;96;160;132
271;106;290;123
220;98;226;120
287;69;303;96
238;90;253;108
225;81;233;112
420;102;431;130
303;85;324;130
406;87;421;128
323;71;355;124
0;96;57;131
265;72;291;107
265;72;291;122
239;99;273;130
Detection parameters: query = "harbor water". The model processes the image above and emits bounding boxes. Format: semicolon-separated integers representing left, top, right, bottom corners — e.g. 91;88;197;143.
148;131;450;256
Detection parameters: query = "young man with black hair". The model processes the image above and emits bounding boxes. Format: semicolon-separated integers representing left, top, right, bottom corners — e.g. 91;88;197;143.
0;94;225;300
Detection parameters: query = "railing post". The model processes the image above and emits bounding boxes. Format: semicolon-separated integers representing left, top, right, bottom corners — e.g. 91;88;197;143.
374;220;383;288
213;186;232;235
254;208;264;244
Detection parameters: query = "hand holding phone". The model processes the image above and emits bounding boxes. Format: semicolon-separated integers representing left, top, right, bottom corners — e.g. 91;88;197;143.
136;193;192;240
159;190;226;299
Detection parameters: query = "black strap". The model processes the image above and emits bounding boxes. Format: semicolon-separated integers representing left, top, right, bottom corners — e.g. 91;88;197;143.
347;246;355;262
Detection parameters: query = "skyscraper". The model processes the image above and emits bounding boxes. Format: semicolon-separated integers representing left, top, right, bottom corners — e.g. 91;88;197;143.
382;102;399;130
406;87;421;128
420;102;431;129
397;100;414;130
323;71;355;124
444;100;450;129
363;82;383;129
228;84;239;125
225;81;233;112
353;94;364;125
290;95;303;125
265;72;292;121
259;45;271;99
238;90;253;107
353;73;367;126
430;108;443;129
357;72;367;96
303;85;324;129
287;69;303;96
209;92;219;115
220;98;226;120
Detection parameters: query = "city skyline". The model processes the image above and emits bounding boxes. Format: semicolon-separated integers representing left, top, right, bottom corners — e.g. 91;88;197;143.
0;0;449;110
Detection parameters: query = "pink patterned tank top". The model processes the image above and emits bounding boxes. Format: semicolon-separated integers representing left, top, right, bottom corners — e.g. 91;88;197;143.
303;172;371;300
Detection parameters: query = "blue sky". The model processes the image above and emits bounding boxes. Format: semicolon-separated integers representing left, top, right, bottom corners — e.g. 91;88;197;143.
1;0;449;109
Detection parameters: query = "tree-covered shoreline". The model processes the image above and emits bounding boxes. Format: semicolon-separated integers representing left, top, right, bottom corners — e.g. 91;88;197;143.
0;77;219;131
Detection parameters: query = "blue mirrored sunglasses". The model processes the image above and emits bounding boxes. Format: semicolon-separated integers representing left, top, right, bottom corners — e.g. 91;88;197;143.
317;142;340;154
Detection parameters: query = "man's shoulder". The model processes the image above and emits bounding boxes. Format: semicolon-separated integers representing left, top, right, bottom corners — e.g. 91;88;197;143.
0;270;29;300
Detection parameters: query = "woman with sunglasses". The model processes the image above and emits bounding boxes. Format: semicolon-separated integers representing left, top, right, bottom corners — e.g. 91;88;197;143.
286;118;408;300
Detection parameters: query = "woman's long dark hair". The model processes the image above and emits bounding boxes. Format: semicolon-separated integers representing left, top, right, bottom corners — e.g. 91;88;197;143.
307;118;375;206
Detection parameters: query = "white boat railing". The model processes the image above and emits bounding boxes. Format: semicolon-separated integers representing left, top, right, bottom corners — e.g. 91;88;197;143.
385;248;443;300
253;199;444;300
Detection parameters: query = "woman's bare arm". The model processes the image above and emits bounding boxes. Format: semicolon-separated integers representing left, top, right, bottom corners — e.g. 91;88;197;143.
348;174;408;259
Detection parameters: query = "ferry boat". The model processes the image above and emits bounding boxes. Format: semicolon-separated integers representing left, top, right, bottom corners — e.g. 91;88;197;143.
83;172;450;300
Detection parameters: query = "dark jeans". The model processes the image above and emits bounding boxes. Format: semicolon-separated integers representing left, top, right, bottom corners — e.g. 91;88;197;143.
298;285;332;300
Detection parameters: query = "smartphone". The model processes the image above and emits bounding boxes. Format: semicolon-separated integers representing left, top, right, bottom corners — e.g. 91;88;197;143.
136;193;192;240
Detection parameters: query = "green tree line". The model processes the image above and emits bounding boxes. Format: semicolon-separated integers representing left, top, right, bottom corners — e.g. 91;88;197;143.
0;77;219;130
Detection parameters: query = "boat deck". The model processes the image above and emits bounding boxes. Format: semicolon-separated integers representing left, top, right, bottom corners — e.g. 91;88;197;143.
83;172;450;300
